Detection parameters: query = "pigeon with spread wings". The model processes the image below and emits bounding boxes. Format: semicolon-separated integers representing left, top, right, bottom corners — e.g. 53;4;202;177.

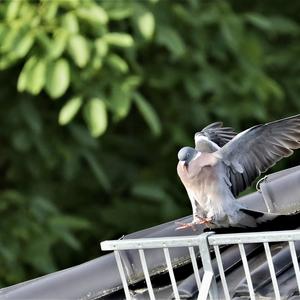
177;115;300;229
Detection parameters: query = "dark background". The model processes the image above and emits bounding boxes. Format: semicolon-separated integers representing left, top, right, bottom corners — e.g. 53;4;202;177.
0;0;299;286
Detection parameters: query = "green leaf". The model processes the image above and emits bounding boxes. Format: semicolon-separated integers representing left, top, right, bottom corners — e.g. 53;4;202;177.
137;11;155;39
90;55;103;71
6;0;21;20
245;13;272;31
24;238;56;273
45;59;70;99
122;75;142;91
263;77;284;99
68;34;90;68
0;24;8;42
59;0;80;9
107;54;128;73
12;130;31;152
1;25;33;60
84;98;107;137
61;12;79;34
26;57;46;95
36;31;52;53
110;87;132;120
82;151;111;191
133;92;161;136
109;76;141;120
106;6;133;20
0;54;18;70
95;38;108;57
19;99;42;134
156;26;186;57
57;231;81;250
221;16;242;52
50;215;90;230
1;26;21;52
59;96;83;125
132;183;169;202
269;16;300;34
43;2;58;20
17;56;37;92
76;5;108;25
49;29;69;59
14;32;34;59
69;124;98;148
103;33;134;47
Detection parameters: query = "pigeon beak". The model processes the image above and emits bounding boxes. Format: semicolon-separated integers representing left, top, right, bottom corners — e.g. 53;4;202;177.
183;161;188;171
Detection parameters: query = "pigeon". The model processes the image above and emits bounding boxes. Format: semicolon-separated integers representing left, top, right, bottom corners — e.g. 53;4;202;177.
176;114;300;229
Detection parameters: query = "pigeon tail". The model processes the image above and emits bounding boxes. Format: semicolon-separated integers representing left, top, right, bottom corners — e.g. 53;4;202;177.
206;210;300;234
239;208;295;227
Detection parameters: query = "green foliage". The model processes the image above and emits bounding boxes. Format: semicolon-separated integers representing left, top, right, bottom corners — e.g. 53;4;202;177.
0;0;300;287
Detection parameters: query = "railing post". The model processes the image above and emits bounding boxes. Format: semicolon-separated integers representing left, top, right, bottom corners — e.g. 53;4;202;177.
198;232;218;300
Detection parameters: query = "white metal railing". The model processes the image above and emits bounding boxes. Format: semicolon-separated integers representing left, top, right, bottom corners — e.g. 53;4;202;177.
101;229;300;300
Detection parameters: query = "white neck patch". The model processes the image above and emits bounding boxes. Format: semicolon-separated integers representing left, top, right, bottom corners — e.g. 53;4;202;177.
194;135;209;144
193;151;202;160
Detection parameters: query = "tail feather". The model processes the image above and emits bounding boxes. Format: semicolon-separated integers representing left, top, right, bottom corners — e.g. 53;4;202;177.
238;208;299;229
239;208;287;226
207;209;300;234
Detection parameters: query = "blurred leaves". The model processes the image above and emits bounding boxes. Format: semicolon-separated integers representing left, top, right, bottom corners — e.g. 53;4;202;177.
134;92;161;136
103;32;134;48
45;59;70;99
68;35;90;68
59;96;82;125
0;0;300;288
137;11;155;40
84;98;107;137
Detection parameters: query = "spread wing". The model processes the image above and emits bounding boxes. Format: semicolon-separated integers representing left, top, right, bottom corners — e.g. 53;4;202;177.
217;114;300;196
195;122;237;149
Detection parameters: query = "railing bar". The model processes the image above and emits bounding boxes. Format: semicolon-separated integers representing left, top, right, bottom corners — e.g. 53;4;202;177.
114;250;131;300
199;232;218;299
238;243;255;300
197;271;213;300
263;242;280;300
101;235;200;250
138;249;155;300
213;245;230;300
289;241;300;293
209;230;300;246
163;247;180;300
101;229;300;250
188;246;202;291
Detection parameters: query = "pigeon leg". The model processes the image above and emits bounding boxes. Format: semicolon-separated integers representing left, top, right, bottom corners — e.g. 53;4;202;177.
175;221;197;231
175;216;214;230
194;215;213;225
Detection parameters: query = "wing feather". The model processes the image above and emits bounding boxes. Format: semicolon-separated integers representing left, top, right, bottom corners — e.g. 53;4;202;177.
217;114;300;196
195;122;237;148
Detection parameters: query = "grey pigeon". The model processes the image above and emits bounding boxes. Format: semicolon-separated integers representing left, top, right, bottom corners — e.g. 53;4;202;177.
176;115;300;229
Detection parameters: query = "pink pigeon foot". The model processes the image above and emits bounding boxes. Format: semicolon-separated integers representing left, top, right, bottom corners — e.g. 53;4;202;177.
175;221;197;231
194;216;213;226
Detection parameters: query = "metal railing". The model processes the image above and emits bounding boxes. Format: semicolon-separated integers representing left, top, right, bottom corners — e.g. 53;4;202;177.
101;229;300;300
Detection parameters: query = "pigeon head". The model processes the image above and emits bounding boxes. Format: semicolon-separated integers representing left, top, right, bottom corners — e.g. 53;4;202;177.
178;147;198;166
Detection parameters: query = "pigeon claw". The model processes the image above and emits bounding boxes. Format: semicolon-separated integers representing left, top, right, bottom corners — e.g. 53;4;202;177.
175;217;214;231
197;217;213;225
194;215;214;226
175;221;197;231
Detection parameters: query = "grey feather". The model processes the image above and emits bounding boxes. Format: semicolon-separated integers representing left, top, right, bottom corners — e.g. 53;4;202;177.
195;122;237;150
237;208;286;228
194;122;239;196
217;114;300;196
